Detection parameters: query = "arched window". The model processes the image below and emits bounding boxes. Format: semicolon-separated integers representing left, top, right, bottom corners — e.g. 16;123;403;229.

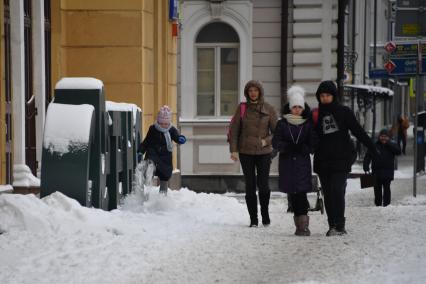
196;22;239;117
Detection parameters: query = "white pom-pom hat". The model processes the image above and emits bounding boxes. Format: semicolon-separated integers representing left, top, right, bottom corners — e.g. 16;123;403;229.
287;85;305;110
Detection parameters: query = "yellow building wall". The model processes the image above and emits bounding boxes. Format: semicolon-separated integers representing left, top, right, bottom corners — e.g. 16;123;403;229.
51;0;178;136
0;0;6;184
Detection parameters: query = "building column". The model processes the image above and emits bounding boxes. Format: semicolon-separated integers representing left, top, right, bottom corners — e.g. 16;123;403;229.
10;0;39;187
32;0;46;175
321;0;332;80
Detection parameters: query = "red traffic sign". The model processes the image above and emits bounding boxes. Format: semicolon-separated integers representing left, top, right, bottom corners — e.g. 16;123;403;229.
384;41;397;54
384;60;397;73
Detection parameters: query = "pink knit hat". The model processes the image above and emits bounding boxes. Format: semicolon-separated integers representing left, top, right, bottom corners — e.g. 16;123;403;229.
157;105;172;124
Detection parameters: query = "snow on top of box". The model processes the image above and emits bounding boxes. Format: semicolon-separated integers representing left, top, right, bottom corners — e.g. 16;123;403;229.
43;103;95;154
106;101;142;125
55;77;104;90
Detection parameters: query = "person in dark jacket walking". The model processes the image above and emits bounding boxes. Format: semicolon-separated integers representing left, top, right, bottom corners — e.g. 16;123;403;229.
273;86;317;236
229;80;278;227
363;128;401;206
313;80;378;236
138;105;186;195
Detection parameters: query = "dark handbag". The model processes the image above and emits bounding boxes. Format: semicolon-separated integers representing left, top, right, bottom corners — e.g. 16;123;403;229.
360;174;376;189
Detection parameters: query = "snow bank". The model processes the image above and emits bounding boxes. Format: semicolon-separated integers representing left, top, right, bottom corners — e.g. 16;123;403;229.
0;185;13;193
55;77;103;90
106;101;142;126
122;186;247;225
0;192;123;235
43;103;94;155
0;186;246;235
12;164;40;187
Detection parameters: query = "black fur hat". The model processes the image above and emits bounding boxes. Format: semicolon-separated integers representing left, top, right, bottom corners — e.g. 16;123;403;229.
315;80;337;102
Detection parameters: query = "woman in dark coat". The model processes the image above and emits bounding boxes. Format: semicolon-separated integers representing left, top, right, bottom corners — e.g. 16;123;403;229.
138;105;186;195
272;86;317;236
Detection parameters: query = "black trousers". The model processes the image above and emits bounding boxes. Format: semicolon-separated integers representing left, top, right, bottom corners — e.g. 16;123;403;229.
239;153;271;221
374;178;392;207
398;133;406;154
318;172;348;228
289;192;309;216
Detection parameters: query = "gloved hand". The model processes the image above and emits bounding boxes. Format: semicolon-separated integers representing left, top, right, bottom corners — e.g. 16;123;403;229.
178;135;186;144
363;166;370;174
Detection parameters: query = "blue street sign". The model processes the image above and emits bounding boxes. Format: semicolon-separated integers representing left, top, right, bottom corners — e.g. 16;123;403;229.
388;57;426;76
169;0;178;20
369;68;390;79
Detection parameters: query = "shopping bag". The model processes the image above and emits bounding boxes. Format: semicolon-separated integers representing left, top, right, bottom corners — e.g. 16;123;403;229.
360;174;376;189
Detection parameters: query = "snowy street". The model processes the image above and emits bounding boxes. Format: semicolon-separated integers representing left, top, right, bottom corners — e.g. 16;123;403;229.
1;168;426;284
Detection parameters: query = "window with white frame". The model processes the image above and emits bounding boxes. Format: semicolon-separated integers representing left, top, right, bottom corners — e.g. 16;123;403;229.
196;22;239;117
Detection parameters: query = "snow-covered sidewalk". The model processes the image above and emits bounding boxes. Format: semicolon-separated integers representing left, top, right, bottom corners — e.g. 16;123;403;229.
1;176;426;284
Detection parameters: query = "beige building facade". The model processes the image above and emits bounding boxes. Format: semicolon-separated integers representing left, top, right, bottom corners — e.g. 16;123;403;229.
0;0;178;189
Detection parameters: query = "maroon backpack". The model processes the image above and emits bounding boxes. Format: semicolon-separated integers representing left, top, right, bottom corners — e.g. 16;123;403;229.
226;102;247;143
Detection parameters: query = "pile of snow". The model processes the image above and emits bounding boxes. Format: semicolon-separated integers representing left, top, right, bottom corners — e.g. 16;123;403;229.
0;185;12;194
122;186;246;225
0;187;246;235
43;103;94;155
55;77;103;90
1;179;426;283
12;165;40;187
0;192;123;235
106;101;142;126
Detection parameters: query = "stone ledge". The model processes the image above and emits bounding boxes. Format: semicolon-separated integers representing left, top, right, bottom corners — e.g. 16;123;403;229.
13;186;41;195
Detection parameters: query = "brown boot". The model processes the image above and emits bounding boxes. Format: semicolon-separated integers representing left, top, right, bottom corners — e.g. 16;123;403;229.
294;215;310;236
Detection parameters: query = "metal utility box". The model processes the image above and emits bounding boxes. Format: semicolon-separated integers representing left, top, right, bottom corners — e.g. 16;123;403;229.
53;78;109;210
40;103;95;206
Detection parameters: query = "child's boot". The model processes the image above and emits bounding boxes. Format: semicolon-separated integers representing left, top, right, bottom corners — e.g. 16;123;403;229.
159;180;168;195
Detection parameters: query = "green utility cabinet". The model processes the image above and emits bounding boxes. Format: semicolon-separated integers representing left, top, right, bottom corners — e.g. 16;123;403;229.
53;78;109;210
106;111;123;210
40;103;95;206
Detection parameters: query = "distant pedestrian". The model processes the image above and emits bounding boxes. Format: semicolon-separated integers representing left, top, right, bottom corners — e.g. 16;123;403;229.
273;86;317;236
363;128;401;207
228;80;278;227
313;80;378;236
393;115;409;155
138;105;186;195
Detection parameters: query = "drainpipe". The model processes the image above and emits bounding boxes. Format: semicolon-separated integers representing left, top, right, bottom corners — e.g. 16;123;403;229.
363;0;367;84
280;0;288;115
337;0;348;100
371;0;377;140
351;0;356;110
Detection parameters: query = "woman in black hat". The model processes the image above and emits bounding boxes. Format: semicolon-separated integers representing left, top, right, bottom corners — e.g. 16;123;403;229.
313;80;379;236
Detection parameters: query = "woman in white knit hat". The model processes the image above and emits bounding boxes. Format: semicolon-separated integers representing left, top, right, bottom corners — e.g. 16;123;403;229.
272;86;318;236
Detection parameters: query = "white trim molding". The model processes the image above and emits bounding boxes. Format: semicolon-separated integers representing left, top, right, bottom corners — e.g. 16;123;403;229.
180;0;253;119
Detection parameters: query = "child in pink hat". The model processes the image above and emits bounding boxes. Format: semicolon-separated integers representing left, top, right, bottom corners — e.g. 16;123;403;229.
138;105;186;195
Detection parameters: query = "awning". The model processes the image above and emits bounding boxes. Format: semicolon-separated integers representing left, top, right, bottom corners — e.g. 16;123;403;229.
344;84;394;97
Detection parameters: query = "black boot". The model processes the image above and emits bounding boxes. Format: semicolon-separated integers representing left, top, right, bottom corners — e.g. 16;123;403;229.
246;195;258;227
159;180;168;195
335;218;347;235
260;206;271;227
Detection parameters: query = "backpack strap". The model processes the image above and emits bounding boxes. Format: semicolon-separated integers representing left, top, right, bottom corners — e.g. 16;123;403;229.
312;107;319;127
240;102;247;119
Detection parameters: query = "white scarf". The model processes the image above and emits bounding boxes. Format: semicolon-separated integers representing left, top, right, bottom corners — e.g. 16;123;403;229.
283;114;306;125
154;122;173;152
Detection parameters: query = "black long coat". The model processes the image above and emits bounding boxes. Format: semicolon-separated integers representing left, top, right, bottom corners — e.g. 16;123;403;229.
272;118;317;193
313;102;377;174
138;125;181;181
363;140;401;180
